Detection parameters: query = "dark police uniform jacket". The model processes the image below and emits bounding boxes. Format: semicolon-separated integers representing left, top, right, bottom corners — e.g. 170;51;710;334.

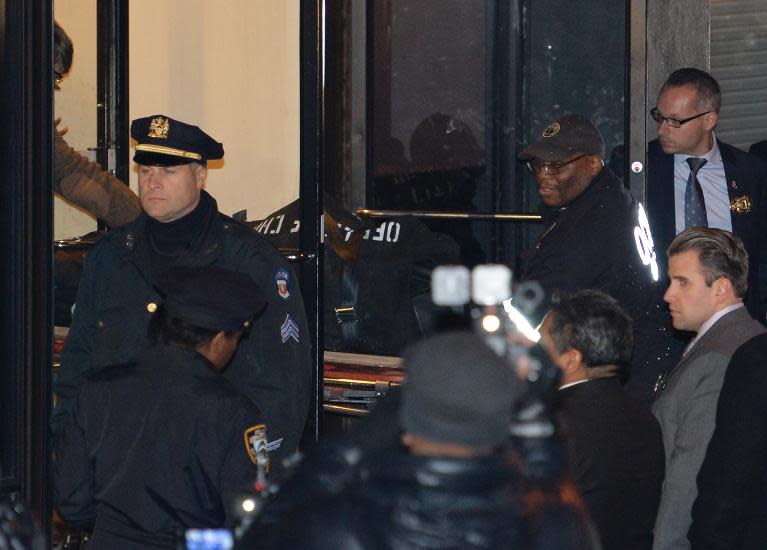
54;191;312;465
54;345;266;550
520;167;672;404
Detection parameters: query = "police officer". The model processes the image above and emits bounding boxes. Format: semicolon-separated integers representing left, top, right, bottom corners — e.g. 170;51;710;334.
54;266;269;549
54;115;312;467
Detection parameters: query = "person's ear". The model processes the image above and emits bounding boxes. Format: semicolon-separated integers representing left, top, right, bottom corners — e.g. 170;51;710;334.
562;348;583;373
194;163;208;190
589;155;604;176
210;330;228;350
703;111;718;132
712;277;733;301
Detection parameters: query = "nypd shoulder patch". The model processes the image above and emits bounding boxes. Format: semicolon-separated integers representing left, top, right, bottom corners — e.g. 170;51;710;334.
244;424;268;465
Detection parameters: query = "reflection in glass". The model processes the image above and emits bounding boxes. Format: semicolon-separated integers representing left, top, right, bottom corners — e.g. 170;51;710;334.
322;0;629;357
370;1;488;267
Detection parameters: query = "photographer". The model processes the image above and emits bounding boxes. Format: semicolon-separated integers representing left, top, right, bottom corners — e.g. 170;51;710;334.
244;327;601;550
246;331;526;549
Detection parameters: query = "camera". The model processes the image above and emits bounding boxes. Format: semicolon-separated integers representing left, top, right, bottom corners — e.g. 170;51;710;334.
431;263;543;355
431;264;564;483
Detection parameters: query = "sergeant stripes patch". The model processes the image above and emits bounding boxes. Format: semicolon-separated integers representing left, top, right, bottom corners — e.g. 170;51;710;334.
280;314;300;343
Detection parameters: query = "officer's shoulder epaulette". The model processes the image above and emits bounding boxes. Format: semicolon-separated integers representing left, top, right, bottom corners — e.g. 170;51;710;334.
219;213;286;258
219;213;250;233
73;227;129;266
89;221;137;253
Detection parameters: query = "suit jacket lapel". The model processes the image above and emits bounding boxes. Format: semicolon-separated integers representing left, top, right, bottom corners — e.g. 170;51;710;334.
666;307;750;396
718;140;748;238
669;308;750;381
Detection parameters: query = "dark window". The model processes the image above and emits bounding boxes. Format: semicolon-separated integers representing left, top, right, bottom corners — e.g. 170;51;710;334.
323;0;628;356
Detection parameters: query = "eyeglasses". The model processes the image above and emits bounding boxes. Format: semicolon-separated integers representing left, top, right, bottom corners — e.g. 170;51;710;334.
650;107;711;128
526;153;587;176
54;70;64;90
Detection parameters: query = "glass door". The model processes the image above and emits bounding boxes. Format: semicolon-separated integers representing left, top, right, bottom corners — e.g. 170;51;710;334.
320;0;644;360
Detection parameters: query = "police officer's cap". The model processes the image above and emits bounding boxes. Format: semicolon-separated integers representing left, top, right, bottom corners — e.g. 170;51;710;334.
131;115;224;166
158;267;266;332
519;113;605;162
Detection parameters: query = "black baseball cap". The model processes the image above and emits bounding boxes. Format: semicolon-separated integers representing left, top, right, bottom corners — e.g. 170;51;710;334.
519;113;605;162
131;115;224;166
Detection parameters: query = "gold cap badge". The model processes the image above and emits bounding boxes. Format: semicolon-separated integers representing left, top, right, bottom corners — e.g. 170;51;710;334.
542;122;560;138
730;195;752;215
148;117;170;139
146;302;157;313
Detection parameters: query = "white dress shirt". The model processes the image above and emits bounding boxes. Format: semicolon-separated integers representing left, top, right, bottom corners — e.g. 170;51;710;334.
674;136;732;234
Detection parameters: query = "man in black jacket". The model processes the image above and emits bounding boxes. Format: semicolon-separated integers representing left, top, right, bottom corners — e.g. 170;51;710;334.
541;290;665;550
55;267;269;549
519;113;671;404
646;68;767;322
689;332;767;550
53;115;312;468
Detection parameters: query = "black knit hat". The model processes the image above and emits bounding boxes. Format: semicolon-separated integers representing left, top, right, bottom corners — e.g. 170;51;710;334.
399;331;516;449
519;113;605;162
157;266;266;332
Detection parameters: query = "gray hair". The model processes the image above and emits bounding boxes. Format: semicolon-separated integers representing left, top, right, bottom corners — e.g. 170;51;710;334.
549;289;633;368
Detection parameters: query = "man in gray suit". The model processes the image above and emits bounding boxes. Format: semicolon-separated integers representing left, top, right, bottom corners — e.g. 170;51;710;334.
652;228;766;550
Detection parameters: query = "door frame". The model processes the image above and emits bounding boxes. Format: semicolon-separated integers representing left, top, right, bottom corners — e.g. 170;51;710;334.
0;0;54;542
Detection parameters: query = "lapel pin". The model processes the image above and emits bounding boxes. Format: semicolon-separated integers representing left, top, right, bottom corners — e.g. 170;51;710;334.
730;195;752;214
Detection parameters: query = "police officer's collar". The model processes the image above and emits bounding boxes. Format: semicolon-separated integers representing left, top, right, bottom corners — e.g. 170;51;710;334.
141;344;220;378
147;192;213;256
120;191;224;275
